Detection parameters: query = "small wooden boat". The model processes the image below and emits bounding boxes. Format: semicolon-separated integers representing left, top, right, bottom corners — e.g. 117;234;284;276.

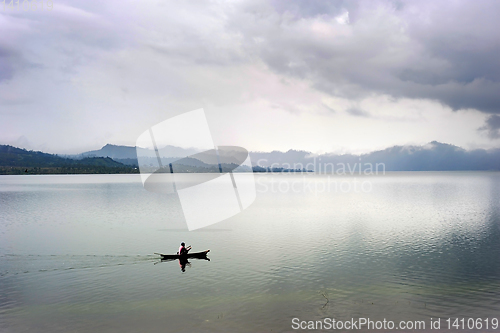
155;250;210;260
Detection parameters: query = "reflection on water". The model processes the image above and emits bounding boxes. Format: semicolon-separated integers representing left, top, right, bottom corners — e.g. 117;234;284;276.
157;257;211;273
1;172;500;332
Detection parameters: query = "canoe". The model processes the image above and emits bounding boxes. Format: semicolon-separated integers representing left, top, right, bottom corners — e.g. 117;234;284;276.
156;250;210;260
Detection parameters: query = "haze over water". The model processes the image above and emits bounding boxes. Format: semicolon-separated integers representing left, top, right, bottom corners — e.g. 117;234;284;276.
1;172;500;332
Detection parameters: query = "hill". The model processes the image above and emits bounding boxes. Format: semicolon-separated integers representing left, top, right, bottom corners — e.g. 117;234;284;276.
76;141;500;172
0;145;138;175
250;142;500;172
75;144;200;166
2;141;500;174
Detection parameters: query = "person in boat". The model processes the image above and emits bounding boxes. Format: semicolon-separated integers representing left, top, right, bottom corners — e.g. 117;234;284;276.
177;242;191;256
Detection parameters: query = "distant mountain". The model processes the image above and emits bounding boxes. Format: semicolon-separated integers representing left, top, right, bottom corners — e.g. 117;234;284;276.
76;141;500;171
71;144;202;167
80;144;139;159
2;141;500;174
250;141;500;171
0;145;251;174
0;145;138;174
78;144;199;159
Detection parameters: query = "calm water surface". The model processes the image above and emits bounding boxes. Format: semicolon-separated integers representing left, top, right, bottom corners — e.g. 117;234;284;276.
1;172;500;332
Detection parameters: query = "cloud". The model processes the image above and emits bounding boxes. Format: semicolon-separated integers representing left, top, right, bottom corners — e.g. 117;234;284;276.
228;0;500;115
0;50;15;82
0;1;136;82
479;115;500;139
3;0;500;115
1;0;499;153
0;14;35;82
346;107;370;117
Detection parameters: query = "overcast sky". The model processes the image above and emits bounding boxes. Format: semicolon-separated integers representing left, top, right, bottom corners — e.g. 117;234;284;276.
1;0;500;154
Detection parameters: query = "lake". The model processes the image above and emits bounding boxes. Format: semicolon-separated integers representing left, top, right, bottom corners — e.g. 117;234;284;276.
1;172;500;332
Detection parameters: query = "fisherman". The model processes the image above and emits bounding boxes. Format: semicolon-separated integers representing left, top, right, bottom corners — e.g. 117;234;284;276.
178;242;191;256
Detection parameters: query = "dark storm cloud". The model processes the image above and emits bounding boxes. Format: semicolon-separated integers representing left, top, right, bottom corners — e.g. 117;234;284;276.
230;0;500;119
479;115;500;139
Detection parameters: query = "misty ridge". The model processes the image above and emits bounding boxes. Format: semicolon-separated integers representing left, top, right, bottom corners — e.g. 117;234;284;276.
73;141;500;172
251;141;500;172
2;141;499;175
0;145;138;175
